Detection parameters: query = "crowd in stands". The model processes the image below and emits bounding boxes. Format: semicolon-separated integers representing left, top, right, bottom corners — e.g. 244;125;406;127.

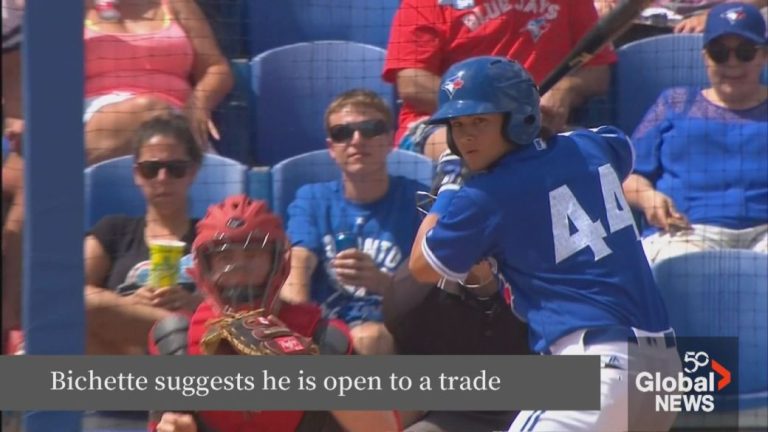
1;0;766;431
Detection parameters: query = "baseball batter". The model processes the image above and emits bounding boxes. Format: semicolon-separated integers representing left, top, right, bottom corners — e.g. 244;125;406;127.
408;56;682;432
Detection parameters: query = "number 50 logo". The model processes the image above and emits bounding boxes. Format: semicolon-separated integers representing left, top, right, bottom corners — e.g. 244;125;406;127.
683;351;731;391
683;351;710;373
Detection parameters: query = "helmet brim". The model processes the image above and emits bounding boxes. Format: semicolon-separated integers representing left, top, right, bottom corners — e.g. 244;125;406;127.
427;100;506;124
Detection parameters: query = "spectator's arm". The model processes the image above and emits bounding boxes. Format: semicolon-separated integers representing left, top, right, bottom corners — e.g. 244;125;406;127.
2;48;22;120
331;410;400;432
593;0;618;17
622;173;656;210
550;65;610;108
84;236;171;353
540;65;610;131
623;174;689;232
171;0;233;142
281;246;318;304
396;68;441;115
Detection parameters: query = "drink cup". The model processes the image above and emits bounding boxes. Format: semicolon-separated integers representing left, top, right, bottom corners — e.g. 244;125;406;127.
148;240;186;290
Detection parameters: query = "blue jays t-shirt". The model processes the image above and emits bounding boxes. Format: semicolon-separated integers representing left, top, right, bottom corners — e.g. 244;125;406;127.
632;87;768;235
423;127;670;353
287;175;427;323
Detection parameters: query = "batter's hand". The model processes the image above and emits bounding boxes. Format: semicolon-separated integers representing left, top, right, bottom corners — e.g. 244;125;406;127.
156;412;197;432
640;190;691;232
332;249;391;295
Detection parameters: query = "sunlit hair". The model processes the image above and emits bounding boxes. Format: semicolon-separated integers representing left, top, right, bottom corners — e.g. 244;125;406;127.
130;114;203;165
324;89;393;135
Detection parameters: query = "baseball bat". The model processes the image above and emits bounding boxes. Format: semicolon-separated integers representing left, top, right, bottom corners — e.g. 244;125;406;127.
538;0;653;96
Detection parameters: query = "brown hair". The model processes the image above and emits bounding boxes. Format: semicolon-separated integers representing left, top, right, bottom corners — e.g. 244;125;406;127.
324;89;393;135
130;114;203;165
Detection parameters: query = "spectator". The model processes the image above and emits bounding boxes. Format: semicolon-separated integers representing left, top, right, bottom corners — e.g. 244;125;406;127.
595;0;768;33
2;0;24;355
383;0;615;159
150;195;400;432
383;264;530;431
623;2;767;264
281;89;427;355
85;114;204;354
83;0;233;164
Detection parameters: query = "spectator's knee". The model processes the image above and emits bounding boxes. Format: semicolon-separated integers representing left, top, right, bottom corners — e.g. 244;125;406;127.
350;322;395;355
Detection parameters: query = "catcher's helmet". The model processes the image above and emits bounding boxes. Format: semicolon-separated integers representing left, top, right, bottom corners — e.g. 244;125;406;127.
191;195;290;314
428;56;541;154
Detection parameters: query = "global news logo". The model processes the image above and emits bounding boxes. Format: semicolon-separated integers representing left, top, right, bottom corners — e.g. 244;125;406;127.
635;351;732;413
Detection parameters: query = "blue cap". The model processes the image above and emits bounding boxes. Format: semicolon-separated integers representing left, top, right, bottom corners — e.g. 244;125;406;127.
704;3;767;45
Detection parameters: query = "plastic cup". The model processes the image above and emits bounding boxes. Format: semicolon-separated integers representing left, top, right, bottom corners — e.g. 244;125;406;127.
148;240;186;290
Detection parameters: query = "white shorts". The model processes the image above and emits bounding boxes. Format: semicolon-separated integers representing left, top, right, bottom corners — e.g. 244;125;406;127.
83;92;136;123
642;224;768;265
509;327;682;432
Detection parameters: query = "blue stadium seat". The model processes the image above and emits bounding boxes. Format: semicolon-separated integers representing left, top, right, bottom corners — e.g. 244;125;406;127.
246;0;399;55
2;136;9;160
652;250;768;411
613;33;768;135
249;41;394;166
84;154;246;227
270;149;434;219
613;34;709;134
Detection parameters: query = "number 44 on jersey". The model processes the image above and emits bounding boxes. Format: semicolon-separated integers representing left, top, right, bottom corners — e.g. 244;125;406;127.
550;164;639;264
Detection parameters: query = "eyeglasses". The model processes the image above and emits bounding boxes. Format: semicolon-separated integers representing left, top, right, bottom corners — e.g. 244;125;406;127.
705;41;760;64
135;160;192;179
329;119;389;143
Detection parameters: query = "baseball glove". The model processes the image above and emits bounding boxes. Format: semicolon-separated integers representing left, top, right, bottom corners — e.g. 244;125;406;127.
200;310;319;356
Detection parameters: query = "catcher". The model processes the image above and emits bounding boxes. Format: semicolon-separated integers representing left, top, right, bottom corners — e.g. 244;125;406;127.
148;195;400;432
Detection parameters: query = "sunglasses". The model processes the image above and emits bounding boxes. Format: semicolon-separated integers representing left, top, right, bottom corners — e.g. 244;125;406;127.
329;119;389;143
135;160;192;179
705;41;760;64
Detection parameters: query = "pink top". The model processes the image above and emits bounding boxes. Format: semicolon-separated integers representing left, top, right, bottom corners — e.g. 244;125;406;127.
84;0;194;106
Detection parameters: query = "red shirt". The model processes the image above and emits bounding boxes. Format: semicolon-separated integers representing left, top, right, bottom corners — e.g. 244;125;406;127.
148;300;350;432
383;0;618;143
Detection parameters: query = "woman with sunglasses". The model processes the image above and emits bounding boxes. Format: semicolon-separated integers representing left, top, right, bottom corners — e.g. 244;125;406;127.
623;2;767;264
84;114;204;354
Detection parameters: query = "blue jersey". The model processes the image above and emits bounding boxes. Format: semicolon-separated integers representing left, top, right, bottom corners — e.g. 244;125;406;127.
423;127;670;353
287;175;426;322
632;87;768;235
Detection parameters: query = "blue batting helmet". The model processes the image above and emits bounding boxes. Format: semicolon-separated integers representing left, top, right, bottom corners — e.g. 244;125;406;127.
428;56;541;153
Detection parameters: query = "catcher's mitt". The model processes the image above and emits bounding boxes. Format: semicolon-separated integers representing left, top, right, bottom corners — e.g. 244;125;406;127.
200;310;319;356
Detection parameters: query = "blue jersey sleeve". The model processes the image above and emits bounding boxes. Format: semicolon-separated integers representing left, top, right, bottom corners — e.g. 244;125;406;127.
286;185;322;253
422;187;501;281
631;89;675;182
589;126;635;181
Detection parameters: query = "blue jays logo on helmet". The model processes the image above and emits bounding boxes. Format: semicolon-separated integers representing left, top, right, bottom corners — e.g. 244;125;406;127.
441;71;465;99
721;7;747;24
428;56;541;148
